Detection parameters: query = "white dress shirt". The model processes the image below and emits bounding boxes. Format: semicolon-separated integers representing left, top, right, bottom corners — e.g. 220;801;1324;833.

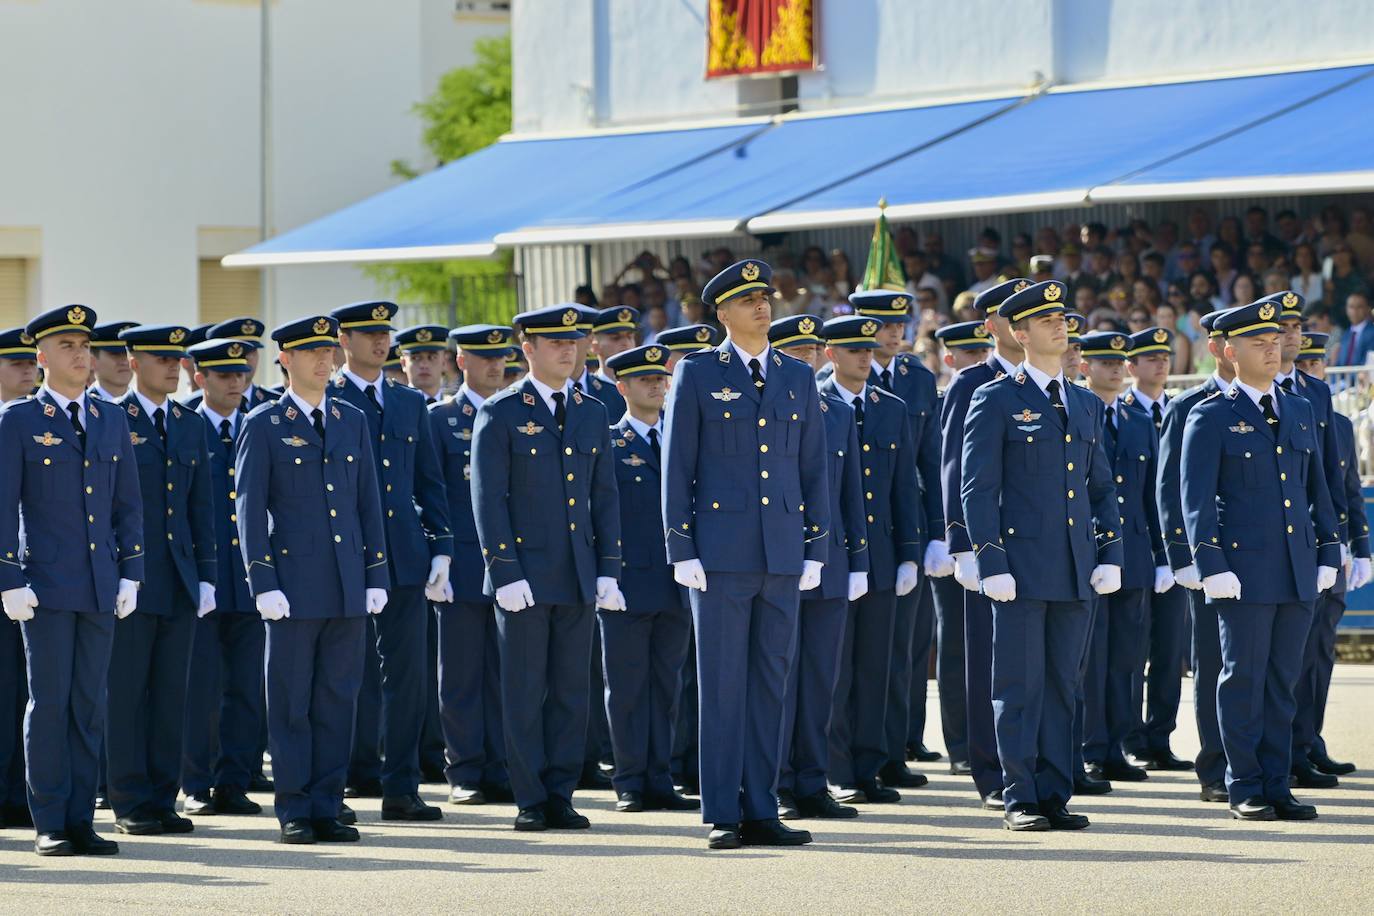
342;368;384;409
625;413;662;442
458;384;487;411
1021;361;1068;401
729;340;770;379
527;374;573;418
1231;378;1279;416
287;389;328;427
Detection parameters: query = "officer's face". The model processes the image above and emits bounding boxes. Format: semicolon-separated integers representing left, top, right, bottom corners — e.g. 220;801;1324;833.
196;367;248;414
574;333;594;367
1014;313;1068;358
783;344;821;371
131;353;184;397
0;358;38;400
826;346;873;388
1081;357;1124;392
1278;317;1302;362
457;350;505;396
1224;332;1281;381
523;336;578;383
619;373;667;413
1296;358;1326;380
280;346;336;394
1061;343;1082;375
36;332;91;392
595;330;637;361
717;290;772;338
402;349;443;392
340;329;390;373
986;314;1022;355
1206;337;1235;375
874;322;904;358
244;347;261;379
1127;352;1170;388
93;349;132;387
947;347;984;372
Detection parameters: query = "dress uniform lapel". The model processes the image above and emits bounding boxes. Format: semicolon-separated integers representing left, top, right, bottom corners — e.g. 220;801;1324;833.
121;394;165;456
1274;386;1297;446
1013;365;1064;431
618;419;659;472
518;378;561;440
280;396;323;449
1228;387;1275;443
757;348;787;412
717;341;762;405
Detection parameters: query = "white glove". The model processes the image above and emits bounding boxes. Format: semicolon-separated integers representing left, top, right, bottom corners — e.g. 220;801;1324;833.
847;571;869;602
197;582;217;618
256;589;290;621
424;556;452;603
1173;565;1203;591
495;579;535;613
366;588;388;615
440;581;454;603
595;576;627;612
953;552;980;592
981;573;1016;603
798;560;824;592
1203;571;1242;601
895;561;921;597
1350;556;1372;591
1;587;38;623
1153;566;1176;595
1090;564;1122;596
673;559;708;592
115;579;139;619
1317;565;1338;593
922;539;955;578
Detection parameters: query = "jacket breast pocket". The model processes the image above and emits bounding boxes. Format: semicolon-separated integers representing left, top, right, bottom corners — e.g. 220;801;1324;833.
1007;430;1043;475
705;403;740;455
1290;430;1317;486
1221;438;1260;488
386;421;419;471
25;447;76;499
774;406;802;455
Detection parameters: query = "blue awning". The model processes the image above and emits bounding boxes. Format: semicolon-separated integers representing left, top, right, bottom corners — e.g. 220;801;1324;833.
494;95;1023;246
749;64;1374;233
223;121;768;267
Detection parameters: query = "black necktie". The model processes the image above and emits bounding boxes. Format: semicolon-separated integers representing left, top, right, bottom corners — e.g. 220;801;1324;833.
67;402;86;448
219;419;234;449
879;368;893;391
312;408;325;440
364;384;382;416
1046;378;1069;427
573;378;584;394
648;427;661;461
1106;404;1117;438
852;395;865;429
153;407;166;443
749;358;765;390
1151;401;1163;432
552;391;567;431
239;396;250;414
426;395;436;406
1279;377;1294;393
1260;393;1279;427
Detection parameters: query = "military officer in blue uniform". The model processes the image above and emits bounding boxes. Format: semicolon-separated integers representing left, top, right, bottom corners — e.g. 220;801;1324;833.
396;324;449;404
1181;299;1340;821
589;306;639;411
662;260;830;850
598;344;698;814
1291;333;1369;783
656;324;720;374
943;278;1028;808
816;316;922;804
1157;307;1236;801
961;280;1124;831
328;300;451;821
236;315;390;844
0;327;39;828
89;321;138;403
766;316;866;821
182;318;271;412
103;325;216;836
471;304;624;832
180;339;265;817
1074;331;1169;792
429;325;516;806
849;290;949;777
1;304;143;856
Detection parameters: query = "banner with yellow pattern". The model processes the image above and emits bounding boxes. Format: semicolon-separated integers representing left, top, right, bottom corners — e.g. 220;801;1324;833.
706;0;816;79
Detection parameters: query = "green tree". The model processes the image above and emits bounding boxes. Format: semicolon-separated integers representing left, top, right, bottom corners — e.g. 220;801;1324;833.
365;35;514;313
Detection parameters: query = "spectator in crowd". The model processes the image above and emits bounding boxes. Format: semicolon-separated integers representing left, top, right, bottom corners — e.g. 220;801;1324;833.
1088;245;1118;290
966;250;998;295
1034;225;1061;257
1336;292;1374;367
1210;244;1239;304
1131;277;1161;311
1260;267;1290;297
680;295;709;328
903;251;946;310
642;278;680;328
1030;254;1055;284
1058;243;1090;294
1153;300;1192;373
1116;252;1141;289
1010;232;1033;275
1326;243;1369;327
800;246;828;285
1189;270;1223;313
1292;243;1324;306
830;249;855;299
1183;208;1216;265
1229;272;1257;309
949;290;979;322
1243;205;1283;257
1141;251;1167;296
923;232;965;294
1073;284;1098;317
1304;301;1338;362
1346;207;1374;268
1216;215;1243;253
600;284;623;308
1125;305;1152;335
642;303;670;345
771;268;813;318
575;285;598;307
1244;242;1272;278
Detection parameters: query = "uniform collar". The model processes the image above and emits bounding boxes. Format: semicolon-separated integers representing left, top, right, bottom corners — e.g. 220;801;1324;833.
90;383;123;402
728;339;771;378
1021;361;1066;398
40;385;85;415
527;374;572;416
133;387;169;419
624;413;661;441
286;388;327;426
1231;378;1278;413
201;402;237;435
1128;385;1165;411
342;367;384;404
457;384;488;410
829;375;866;405
991;352;1019;376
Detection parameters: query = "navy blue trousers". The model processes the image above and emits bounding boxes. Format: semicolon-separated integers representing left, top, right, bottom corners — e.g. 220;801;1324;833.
991;597;1092;811
829;588;897;787
691;572;799;825
1215;601;1313;803
964;590;1001;798
1142;585;1188;754
1190;591;1226;788
349;618;383;785
779;595;847;798
420;603;446;774
495;602;593;810
181;612;266;795
671;626;699;785
349;586;428;796
0;620;27;809
1076;596;1107;773
21;609;115;833
586;624;613;767
1294;591;1345;760
896;579;935;760
266;616;367;824
931;574;969;766
1102;588;1149;767
106;606;196;818
437;600;506;787
599;605;691;795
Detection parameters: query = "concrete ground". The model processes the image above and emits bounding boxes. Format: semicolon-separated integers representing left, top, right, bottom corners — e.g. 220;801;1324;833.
2;667;1372;915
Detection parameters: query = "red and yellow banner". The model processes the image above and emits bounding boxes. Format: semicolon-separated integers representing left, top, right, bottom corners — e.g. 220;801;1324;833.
707;0;817;79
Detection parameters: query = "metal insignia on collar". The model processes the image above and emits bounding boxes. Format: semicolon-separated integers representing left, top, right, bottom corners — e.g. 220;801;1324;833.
1229;420;1254;434
334;376;345;387
171;406;181;419
623;428;635;441
284;406;297;420
993;372;1005;381
898;364;908;375
772;353;781;367
43;403;55;417
718;349;730;363
331;405;341;420
622;453;646;467
711;388;742;402
519;421;544;436
447;416;458;426
869;390;879;403
281;436;308;447
269;415;280;425
89;404;98;418
614;438;625;447
1014;373;1026;384
1124;393;1135;405
572;390;583;405
127;404;139;418
33;432;62;446
522;392;536;406
819;400;828;412
462;403;474;416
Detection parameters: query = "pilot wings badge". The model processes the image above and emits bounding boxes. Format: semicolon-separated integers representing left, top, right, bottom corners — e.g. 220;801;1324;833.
622;453;647;467
1229;420;1255;435
33;432;63;447
519;421;544;436
281;436;308;447
711;387;743;402
1016;409;1041;423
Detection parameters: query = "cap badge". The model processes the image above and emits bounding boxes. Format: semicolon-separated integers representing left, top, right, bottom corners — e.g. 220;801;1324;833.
1111;336;1126;350
646;347;662;363
416;328;433;343
1153;328;1168;344
974;325;988;338
228;343;244;358
695;327;712;342
1014;280;1029;292
313;318;331;335
169;328;186;344
1282;291;1298;309
370;304;391;321
241;321;258;336
67;306;87;325
860;320;879;337
19;331;34;345
1044;283;1062;302
1258;304;1275;321
562;309;578;326
797;317;816;334
618;309;632;323
1302;336;1313;349
741;262;760;282
893;296;909;309
487;329;505;344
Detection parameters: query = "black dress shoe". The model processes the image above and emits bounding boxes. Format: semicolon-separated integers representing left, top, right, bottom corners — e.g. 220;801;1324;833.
183;791;215;816
1074;772;1113;795
878;762;929;788
344;778;384;799
156;809;195;834
1102;760;1149;782
796;791;858;819
948;760;973;776
279;818;316;844
114;812;164;835
248;774;275;793
615;790;644;813
1308;752;1356;776
1083;762;1107;781
577;764;612;791
1041;805;1090;829
1291;761;1339;789
838;779;900;804
69;824;119;855
94;793;110;810
480;782;515;804
312;818;360;842
338;803;357;825
1199;782;1230;803
1229;796;1277;821
449;784;486;805
675;774;700;796
212;787;262;815
777;788;800;819
982;791;1005;811
644;790;700;812
741;817;812;846
907;743;943;763
544;798;590;829
1130;749;1194;771
1272;795;1318;821
514;806;547;831
34;831;75;856
1003;807;1050;831
708;823;741;849
381;794;443;821
4;803;33;829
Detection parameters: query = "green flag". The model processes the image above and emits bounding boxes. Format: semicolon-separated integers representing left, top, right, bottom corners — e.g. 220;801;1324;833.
860;199;906;292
